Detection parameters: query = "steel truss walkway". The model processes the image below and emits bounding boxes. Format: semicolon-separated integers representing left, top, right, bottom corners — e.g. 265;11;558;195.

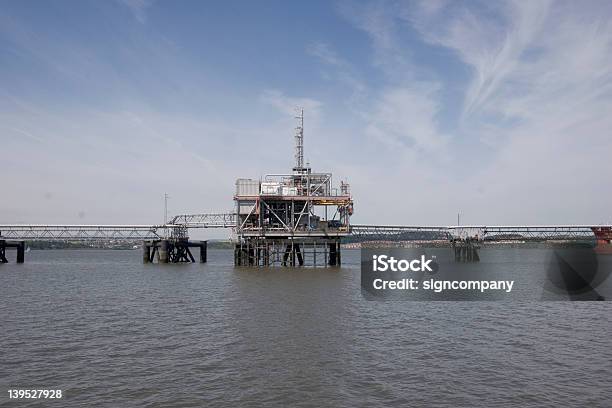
350;225;609;241
168;213;236;228
0;225;163;241
1;218;610;242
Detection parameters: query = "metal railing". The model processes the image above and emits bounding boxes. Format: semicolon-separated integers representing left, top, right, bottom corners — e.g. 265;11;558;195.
168;213;236;228
350;224;608;242
0;225;162;241
2;220;609;243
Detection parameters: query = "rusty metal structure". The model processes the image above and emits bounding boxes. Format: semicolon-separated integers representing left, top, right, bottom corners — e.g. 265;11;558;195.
2;110;611;265
233;109;353;266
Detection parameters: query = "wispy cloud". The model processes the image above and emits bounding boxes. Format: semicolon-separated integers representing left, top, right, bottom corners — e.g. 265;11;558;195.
403;0;552;117
307;42;345;67
2;1;611;226
260;89;322;118
365;84;446;152
336;0;410;76
1;125;43;143
116;0;154;24
307;42;366;100
329;2;448;155
331;0;612;224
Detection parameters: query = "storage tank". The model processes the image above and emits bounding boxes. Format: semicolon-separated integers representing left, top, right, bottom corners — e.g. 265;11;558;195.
261;182;281;195
282;186;298;196
236;179;260;196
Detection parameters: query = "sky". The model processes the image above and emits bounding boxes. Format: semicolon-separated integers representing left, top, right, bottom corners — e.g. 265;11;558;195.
1;0;612;234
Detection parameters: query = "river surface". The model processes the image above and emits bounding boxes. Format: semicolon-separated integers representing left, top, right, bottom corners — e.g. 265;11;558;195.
1;249;611;407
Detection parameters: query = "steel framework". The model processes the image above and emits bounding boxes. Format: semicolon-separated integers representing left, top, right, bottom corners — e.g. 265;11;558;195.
168;213;236;228
350;224;610;242
234;238;341;267
2;222;610;243
229;109;353;266
0;225;162;241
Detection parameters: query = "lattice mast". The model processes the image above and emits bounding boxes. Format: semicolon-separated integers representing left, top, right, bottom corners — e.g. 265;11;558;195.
294;108;304;172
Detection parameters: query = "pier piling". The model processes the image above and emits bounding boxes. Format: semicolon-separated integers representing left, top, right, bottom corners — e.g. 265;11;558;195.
328;241;341;266
142;240;207;264
143;245;151;264
0;240;26;264
199;241;207;263
236;238;341;267
452;239;480;262
159;240;169;264
16;242;25;263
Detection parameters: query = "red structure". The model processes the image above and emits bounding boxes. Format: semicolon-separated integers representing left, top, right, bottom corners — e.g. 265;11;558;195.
592;226;612;254
592;226;612;242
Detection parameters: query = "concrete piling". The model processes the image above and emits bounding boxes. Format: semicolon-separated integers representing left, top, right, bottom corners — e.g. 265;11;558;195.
0;240;7;264
236;238;341;267
143;244;151;264
336;242;341;266
159;240;169;264
329;242;337;266
142;239;207;264
0;240;26;264
16;242;25;263
199;241;207;263
453;239;480;262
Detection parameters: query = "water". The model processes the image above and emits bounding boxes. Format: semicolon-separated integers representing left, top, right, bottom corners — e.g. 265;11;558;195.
1;249;611;407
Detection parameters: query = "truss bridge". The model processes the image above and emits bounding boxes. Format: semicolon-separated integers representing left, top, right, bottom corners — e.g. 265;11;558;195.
350;225;605;242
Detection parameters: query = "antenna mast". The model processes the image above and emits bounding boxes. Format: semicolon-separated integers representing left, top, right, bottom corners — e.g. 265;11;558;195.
294;107;304;171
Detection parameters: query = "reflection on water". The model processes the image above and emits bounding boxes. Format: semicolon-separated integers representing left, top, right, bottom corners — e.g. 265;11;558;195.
1;249;611;407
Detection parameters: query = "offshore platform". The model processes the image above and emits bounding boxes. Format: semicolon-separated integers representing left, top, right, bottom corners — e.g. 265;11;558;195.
2;109;612;266
233;109;353;266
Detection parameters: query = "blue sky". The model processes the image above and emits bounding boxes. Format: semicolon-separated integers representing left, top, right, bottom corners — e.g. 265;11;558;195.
2;0;612;231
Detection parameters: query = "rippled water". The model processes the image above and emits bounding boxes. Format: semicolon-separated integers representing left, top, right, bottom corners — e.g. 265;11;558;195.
1;249;611;407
